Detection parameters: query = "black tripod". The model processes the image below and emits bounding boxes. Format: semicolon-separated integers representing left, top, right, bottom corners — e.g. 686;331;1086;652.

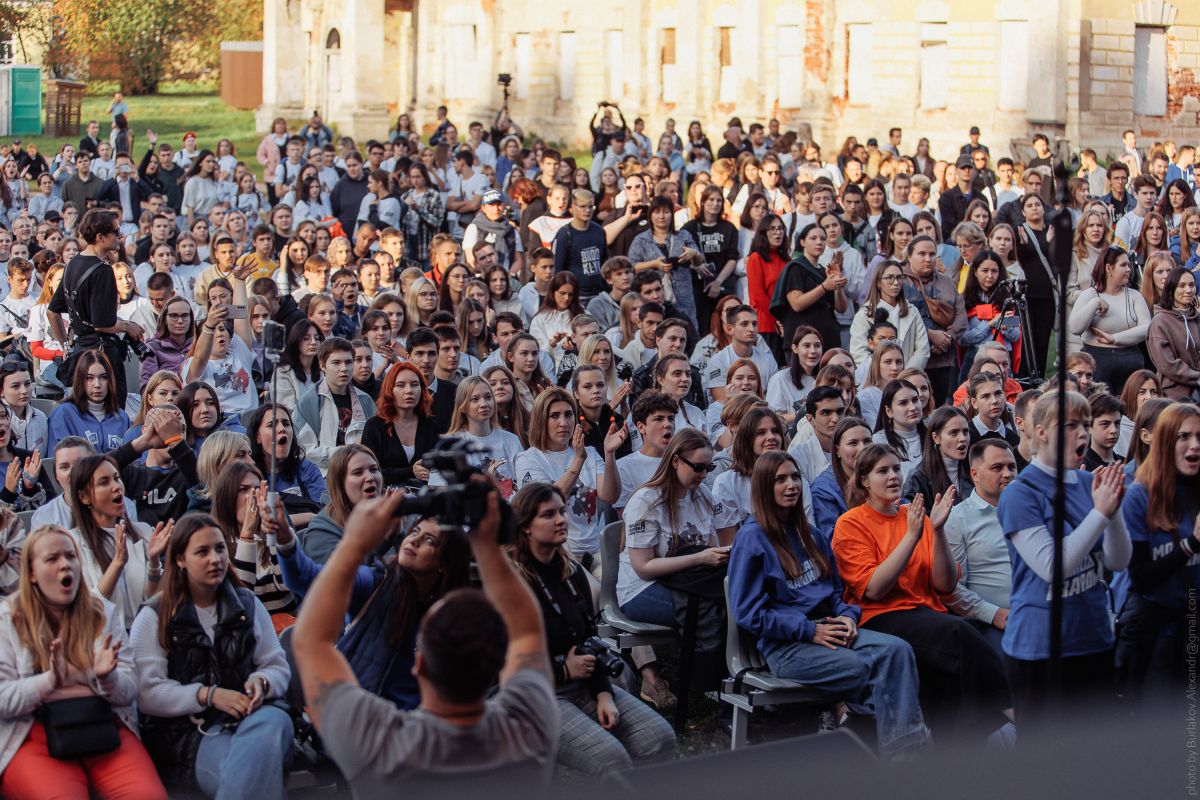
999;284;1041;383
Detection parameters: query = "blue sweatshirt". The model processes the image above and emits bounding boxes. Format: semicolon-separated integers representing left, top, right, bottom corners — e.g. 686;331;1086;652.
810;467;848;548
728;518;860;659
47;403;131;454
1121;480;1200;610
270;458;327;505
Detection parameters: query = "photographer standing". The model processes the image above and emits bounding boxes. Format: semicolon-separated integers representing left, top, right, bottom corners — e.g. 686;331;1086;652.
291;483;559;793
48;208;145;401
508;483;675;775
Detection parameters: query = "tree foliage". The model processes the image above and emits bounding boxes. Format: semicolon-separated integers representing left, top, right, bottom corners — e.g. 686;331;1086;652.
14;0;264;92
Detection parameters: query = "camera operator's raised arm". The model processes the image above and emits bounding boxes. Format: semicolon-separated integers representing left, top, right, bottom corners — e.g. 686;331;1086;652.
470;485;553;685
292;489;408;729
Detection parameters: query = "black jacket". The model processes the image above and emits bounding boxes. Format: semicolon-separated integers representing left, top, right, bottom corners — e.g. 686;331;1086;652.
362;414;441;487
430;379;458;435
524;553;612;696
330;174;369;236
111;438;201;526
938;186;975;240
140;583;264;782
631;356;707;410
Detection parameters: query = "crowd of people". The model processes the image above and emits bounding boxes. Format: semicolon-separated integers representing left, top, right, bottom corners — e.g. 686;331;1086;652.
0;96;1192;796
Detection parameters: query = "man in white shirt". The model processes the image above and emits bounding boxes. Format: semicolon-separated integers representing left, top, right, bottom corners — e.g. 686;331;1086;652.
1114;175;1160;251
273;136;306;201
787;386;844;484
91;142;115;181
445;150;489;240
944;439;1018;654
616;391;676;512
705;304;778;402
467;121;497;168
993;158;1023;209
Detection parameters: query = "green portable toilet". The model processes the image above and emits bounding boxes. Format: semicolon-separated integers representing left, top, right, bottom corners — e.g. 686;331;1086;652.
7;66;42;135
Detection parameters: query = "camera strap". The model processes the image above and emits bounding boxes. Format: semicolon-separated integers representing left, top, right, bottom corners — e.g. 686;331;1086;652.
528;560;591;638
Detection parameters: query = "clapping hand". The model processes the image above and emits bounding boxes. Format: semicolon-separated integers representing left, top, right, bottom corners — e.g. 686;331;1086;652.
906;494;927;539
1091;462;1126;518
929;488;956;531
147;519;173;563
93;634;121;680
603;419;628;455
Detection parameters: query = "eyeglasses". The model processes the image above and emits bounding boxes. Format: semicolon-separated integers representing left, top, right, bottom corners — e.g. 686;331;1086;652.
166;313;191;322
762;169;779;176
677;454;717;473
765;225;786;233
881;274;905;283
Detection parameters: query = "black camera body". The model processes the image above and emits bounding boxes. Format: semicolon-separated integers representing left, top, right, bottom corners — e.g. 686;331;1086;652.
497;73;512;87
262;319;286;355
127;337;151;361
576;636;625;677
1003;278;1028;300
393;437;513;543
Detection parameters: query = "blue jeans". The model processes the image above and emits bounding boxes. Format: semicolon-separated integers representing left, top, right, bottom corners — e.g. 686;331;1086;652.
195;704;294;800
621;582;677;627
765;628;928;755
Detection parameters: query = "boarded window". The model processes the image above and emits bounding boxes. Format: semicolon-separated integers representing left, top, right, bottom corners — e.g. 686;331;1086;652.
846;24;872;105
997;21;1029;110
919;25;948;110
605;30;623;99
778;25;802;107
559;32;576;100
661;28;678;103
719;27;736;103
444;25;477;99
1133;26;1167;116
514;33;532;100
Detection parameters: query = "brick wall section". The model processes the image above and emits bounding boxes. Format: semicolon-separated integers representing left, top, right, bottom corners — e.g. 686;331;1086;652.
1167;24;1200;118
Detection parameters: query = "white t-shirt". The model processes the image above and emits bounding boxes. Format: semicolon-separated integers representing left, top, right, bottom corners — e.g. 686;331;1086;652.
766;370;813;418
182;351;257;414
712;469;815;530
514;446;606;556
675;402;708;438
432;428;524;494
0;294;33;335
702;343;779;396
446;171;491;238
616;483;738;606
615;450;660;511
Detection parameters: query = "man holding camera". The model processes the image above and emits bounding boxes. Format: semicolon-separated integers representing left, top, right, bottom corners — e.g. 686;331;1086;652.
48;208;145;401
292;485;558;794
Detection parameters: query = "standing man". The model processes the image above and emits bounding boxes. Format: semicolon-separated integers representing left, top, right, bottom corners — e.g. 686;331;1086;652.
1114;175;1160;251
883;128;902;158
1100;161;1135;225
79;120;103;157
97;153;147;235
939;154;976;240
960;126;989;155
1027;134;1057;200
1078;149;1107;199
1122;129;1143;175
445;150;489;240
48;209;144;400
467;121;497;168
60;151;103;211
552;189;607;306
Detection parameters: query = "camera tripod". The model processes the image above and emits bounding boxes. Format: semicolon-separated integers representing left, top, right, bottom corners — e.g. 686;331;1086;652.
998;286;1041;384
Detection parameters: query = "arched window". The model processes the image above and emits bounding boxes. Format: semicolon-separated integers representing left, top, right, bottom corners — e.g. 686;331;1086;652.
326;28;341;50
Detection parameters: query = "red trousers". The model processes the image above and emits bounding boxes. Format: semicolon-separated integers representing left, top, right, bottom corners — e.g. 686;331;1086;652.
0;721;167;800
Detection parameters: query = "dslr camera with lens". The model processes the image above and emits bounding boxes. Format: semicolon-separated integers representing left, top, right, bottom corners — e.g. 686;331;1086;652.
393;437;514;543
575;636;625;677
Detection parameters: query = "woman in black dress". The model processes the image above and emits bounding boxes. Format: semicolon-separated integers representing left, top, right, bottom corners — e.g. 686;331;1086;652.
771;222;848;352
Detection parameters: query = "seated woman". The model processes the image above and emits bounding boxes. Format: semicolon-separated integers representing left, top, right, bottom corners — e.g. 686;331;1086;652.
872;379;927;482
300;444;383;565
856;341;905;430
902;406;974;504
0;356;48;455
47;350;130;454
277;495;471;710
571;365;634;461
178;381;246;456
68;453;172;630
507;482;676;774
0;525;167;800
728;451;928;758
361;361;439;488
654;354;707;436
515;387;624;567
123;369;184;451
617;428;738;687
0;403;46;512
1118;403;1200;701
811;417;873;547
188;430;254;513
833;443;1010;739
111;405;202;527
504;333;554;413
140;295;196;391
707;359;765;450
1147;267;1200;401
246;403;325;527
997;391;1129;730
442;376;524;495
130;513;293;799
1115;369;1162;460
765;325;824;424
483;364;532;447
211;462;298;632
183;306;258;417
713;406;798;527
272;321;323;410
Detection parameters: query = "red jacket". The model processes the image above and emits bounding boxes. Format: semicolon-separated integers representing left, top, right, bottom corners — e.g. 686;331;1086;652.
747;251;787;334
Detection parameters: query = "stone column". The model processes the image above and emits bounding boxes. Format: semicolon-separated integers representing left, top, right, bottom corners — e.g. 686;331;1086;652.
256;0;306;132
337;1;393;139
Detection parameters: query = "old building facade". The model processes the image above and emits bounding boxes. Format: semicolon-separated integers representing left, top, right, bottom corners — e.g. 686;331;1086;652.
259;0;1200;160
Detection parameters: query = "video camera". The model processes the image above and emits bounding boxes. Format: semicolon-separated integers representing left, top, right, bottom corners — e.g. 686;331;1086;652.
394;437;514;543
1003;278;1027;300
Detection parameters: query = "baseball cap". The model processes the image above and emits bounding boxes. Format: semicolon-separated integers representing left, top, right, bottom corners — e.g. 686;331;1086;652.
866;138;878;147
955;154;974;169
969;126;981;135
482;189;504;205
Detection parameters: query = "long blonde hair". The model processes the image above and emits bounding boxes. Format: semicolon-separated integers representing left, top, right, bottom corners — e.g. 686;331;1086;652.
446;376;500;434
12;526;105;673
578;334;621;398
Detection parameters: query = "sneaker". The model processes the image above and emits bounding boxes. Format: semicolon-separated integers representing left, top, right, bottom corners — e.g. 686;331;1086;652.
640;674;678;710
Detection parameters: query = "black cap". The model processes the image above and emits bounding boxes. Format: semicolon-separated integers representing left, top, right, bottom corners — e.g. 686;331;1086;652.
955;154;974;169
969;126;981;135
866;138;878;146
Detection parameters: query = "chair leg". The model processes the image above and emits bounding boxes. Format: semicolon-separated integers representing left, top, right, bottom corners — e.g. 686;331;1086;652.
673;596;700;733
730;704;749;750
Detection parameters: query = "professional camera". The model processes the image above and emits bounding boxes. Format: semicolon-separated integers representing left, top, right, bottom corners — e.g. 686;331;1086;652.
575;636;625;677
1003;278;1027;299
393;437;513;542
127;337;151;361
497;73;512;87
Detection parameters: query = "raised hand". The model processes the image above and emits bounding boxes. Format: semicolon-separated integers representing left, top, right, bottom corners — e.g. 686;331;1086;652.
929;488;956;531
906;494;926;539
603;419;628;455
93;634;121;680
111;521;129;570
21;450;41;490
147;519;173;562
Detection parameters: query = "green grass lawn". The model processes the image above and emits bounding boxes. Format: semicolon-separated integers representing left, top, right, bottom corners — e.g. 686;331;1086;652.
21;80;273;178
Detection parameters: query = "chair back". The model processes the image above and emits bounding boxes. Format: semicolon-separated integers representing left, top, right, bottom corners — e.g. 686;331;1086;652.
723;576;767;676
598;520;624;614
